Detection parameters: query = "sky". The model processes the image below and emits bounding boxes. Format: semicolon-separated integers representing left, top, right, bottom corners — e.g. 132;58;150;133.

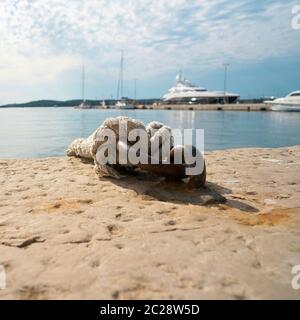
0;0;299;104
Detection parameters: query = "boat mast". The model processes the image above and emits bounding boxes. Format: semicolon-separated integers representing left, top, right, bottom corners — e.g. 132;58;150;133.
82;64;85;102
223;63;229;104
121;50;124;99
116;50;124;100
134;78;137;100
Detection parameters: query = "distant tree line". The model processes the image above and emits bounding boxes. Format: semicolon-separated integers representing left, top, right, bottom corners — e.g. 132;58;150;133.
0;99;160;108
0;98;265;108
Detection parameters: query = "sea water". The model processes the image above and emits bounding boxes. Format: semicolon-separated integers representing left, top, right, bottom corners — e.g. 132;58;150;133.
0;107;299;158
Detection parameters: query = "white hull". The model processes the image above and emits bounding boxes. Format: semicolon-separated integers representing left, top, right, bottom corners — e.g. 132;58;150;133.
75;102;92;109
264;90;300;111
271;105;300;112
113;101;134;109
117;105;134;109
164;92;239;104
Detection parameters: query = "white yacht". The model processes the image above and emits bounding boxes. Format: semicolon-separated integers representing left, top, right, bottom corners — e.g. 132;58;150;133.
114;99;134;109
163;74;239;104
264;91;300;111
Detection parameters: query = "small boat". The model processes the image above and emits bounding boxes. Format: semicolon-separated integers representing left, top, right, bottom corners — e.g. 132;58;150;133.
114;99;134;109
95;100;107;109
265;90;300;111
75;101;92;109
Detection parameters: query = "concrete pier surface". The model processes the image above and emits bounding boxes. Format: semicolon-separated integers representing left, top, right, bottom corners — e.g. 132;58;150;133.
136;103;270;111
0;146;299;299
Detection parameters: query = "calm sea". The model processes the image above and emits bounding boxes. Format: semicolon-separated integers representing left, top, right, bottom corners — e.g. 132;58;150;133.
0;107;299;158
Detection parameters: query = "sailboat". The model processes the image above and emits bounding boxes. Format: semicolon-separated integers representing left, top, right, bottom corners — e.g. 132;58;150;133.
113;50;134;109
76;64;91;109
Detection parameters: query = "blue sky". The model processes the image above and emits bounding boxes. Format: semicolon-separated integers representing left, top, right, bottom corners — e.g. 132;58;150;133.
0;0;299;104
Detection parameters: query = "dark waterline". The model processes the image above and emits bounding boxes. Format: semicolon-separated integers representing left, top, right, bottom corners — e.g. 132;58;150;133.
0;107;299;158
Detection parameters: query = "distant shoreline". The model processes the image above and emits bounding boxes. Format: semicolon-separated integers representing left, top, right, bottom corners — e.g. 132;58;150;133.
0;99;158;108
0;98;267;109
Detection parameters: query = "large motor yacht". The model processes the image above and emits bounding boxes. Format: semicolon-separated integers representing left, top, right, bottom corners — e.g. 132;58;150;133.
264;90;300;111
163;74;239;104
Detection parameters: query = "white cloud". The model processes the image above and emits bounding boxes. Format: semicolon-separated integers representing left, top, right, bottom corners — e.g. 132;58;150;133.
0;0;299;103
0;52;80;84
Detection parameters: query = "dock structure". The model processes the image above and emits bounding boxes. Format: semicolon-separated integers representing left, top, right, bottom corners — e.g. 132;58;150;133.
136;103;270;111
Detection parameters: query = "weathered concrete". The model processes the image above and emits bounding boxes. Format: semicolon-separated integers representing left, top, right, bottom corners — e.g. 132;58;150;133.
136;103;270;111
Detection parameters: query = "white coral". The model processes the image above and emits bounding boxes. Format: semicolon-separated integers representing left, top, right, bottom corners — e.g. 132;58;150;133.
67;116;173;179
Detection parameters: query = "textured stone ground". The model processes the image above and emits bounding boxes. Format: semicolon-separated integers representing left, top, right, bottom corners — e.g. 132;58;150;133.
0;146;300;299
